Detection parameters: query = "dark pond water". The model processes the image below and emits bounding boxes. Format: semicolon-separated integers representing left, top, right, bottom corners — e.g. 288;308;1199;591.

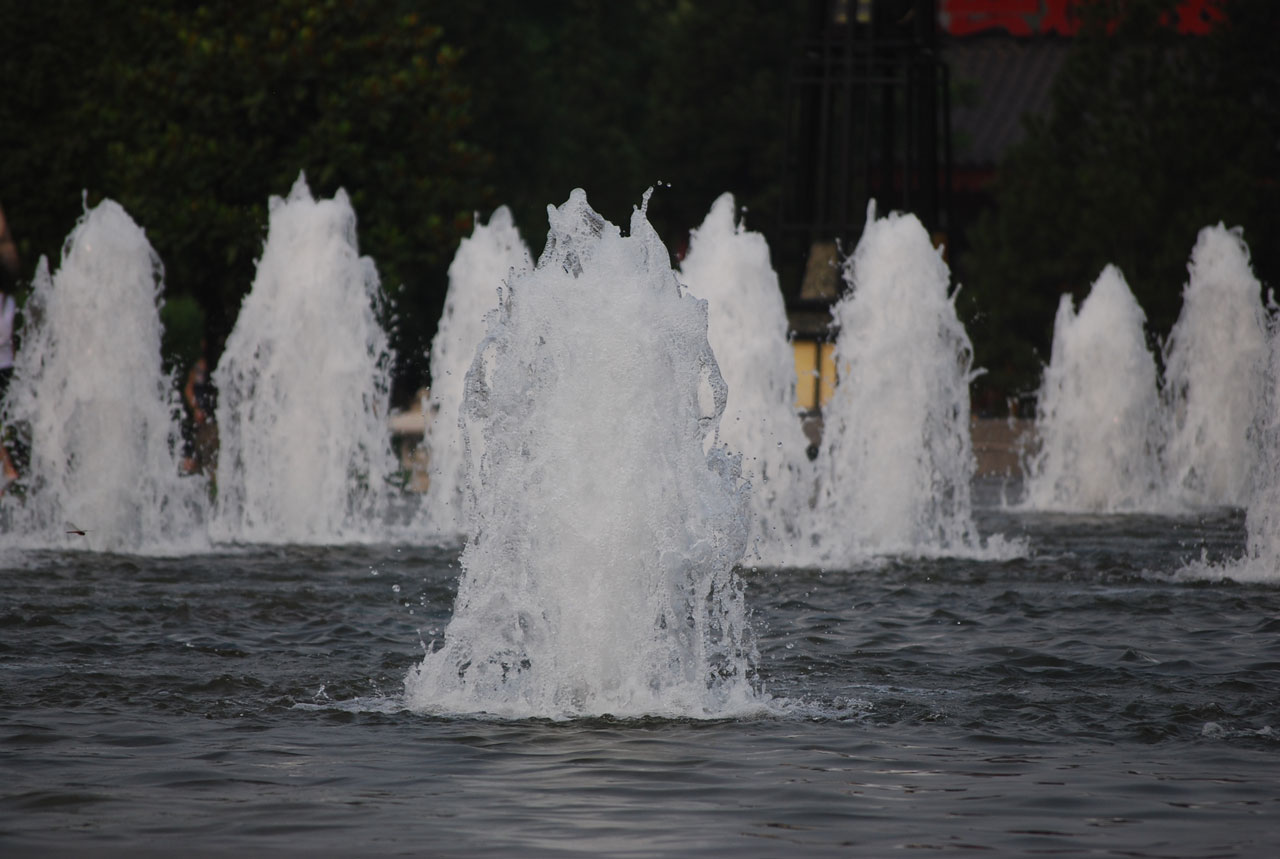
2;487;1278;857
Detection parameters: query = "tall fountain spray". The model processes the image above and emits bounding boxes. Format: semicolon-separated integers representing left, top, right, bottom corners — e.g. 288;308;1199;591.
417;206;531;540
678;193;813;563
1231;319;1280;582
211;174;395;544
1022;265;1166;512
807;202;988;559
404;190;760;719
1162;224;1268;509
0;200;207;552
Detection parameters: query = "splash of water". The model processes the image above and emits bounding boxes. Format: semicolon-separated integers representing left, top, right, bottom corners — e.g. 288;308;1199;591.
1190;229;1280;582
1181;317;1280;584
211;174;395;544
404;190;761;719
417;206;531;540
1023;265;1166;512
679;193;813;562
1231;320;1280;581
1162;224;1268;509
807;202;997;559
0;200;207;552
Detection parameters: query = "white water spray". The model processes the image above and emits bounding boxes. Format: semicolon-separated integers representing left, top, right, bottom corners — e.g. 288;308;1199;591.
1162;224;1268;509
1231;320;1280;581
404;190;760;719
211;174;395;544
679;193;813;562
0;200;207;552
806;202;995;559
1184;318;1280;584
1022;265;1165;512
417;206;530;539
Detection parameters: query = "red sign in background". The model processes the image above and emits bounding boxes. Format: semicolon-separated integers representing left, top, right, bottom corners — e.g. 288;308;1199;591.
941;0;1223;37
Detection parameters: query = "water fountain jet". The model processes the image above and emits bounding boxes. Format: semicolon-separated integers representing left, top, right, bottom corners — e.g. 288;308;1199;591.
211;173;395;544
1022;265;1166;513
417;207;531;540
0;199;207;552
805;202;997;560
679;193;813;563
404;189;760;719
1162;224;1268;509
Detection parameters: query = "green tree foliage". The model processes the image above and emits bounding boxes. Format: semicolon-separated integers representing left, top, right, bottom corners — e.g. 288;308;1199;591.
0;0;128;288
3;0;802;403
159;294;207;377
12;1;1271;417
2;0;489;397
458;1;657;234
643;0;797;250
433;0;799;254
960;0;1280;412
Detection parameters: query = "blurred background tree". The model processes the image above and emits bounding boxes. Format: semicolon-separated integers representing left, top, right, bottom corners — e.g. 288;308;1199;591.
0;0;799;403
1;0;490;401
959;0;1279;412
431;0;795;253
1;0;1274;410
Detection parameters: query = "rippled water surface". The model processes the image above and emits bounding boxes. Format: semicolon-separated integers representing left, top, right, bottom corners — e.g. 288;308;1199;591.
3;485;1279;857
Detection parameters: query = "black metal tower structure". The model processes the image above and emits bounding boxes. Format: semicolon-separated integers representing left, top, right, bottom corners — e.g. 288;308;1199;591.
780;0;952;273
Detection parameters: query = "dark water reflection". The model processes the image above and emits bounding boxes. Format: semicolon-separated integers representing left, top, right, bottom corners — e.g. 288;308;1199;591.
2;491;1278;857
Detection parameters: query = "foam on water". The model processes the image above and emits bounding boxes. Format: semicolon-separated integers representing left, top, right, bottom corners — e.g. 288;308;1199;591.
211;174;395;544
0;200;208;552
404;190;761;719
1162;224;1268;509
804;203;1005;560
1022;265;1166;513
416;206;531;540
678;193;813;563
